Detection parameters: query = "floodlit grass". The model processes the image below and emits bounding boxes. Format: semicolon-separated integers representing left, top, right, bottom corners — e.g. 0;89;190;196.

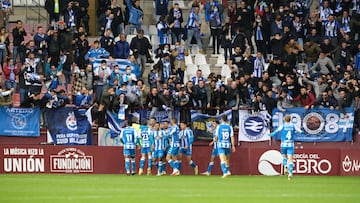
0;175;359;203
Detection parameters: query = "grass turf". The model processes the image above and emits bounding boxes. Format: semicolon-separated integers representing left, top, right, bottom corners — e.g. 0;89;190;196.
0;175;359;203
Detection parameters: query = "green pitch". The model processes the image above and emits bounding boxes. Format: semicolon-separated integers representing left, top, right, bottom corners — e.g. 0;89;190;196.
0;175;359;203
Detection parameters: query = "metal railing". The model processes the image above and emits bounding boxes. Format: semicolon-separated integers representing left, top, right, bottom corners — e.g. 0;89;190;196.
25;0;48;23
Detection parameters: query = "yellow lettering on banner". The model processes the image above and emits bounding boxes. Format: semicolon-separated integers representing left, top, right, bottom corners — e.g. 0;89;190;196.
193;122;206;131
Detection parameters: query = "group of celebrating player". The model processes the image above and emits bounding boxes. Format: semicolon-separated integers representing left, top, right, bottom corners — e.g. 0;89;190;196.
119;114;298;180
119;115;236;178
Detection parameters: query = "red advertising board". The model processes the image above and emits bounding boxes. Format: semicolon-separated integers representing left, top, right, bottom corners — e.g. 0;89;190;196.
340;149;360;176
0;145;355;176
1;145;123;174
249;148;340;176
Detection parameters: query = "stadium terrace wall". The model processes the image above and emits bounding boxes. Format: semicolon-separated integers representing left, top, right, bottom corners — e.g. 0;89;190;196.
1;145;360;176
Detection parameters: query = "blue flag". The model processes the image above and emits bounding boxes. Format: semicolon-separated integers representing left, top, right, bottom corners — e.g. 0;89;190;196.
46;107;93;145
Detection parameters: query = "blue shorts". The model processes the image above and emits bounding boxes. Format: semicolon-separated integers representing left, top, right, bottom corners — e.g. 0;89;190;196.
153;150;164;159
168;147;179;156
281;146;294;156
123;148;136;158
180;146;192;156
218;148;230;156
141;147;152;154
211;148;219;157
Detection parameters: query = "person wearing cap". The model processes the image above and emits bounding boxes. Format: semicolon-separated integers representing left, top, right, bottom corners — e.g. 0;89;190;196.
84;40;110;64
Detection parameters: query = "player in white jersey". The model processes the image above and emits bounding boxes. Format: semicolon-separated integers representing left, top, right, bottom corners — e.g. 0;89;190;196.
178;121;198;175
269;114;303;180
214;115;235;178
120;119;138;175
201;120;220;176
137;120;154;175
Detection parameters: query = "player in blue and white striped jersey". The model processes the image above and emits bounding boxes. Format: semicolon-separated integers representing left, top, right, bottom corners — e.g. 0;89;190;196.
160;120;171;175
166;118;181;176
120;119;138;175
137;120;154;176
215;115;235;178
269;114;303;180
151;122;166;176
178;121;198;175
201;120;220;176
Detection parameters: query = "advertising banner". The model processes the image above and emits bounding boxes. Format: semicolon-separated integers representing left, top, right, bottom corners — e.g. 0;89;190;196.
238;110;271;142
46;108;93;145
251;148;340;176
191;110;232;140
340;149;360;176
272;107;354;142
0;145;122;174
0;107;40;137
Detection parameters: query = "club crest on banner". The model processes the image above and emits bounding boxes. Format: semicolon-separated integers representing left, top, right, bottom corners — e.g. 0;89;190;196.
66;112;77;131
11;114;27;130
240;114;267;141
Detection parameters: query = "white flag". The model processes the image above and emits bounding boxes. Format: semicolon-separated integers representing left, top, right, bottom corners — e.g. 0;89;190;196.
238;110;271;142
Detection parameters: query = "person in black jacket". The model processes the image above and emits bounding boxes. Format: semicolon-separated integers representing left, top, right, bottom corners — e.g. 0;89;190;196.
12;20;27;64
168;3;184;45
130;29;152;78
73;0;89;34
45;0;67;23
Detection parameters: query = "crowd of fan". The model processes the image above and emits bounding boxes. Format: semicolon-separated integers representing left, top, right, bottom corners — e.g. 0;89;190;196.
0;0;360;130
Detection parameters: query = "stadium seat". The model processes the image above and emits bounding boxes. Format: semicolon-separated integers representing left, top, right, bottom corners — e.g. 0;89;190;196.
126;34;136;43
221;64;232;78
183;70;189;83
198;64;211;77
215;54;225;67
148;25;157;36
194;53;207;65
184;55;193;65
151;35;160;47
185;64;198;76
174;0;186;8
190;45;199;56
141;25;148;35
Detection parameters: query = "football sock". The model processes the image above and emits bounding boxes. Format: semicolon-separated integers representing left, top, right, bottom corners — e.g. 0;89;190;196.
189;160;196;168
283;157;288;168
289;162;294;174
140;157;145;170
221;162;228;174
148;156;152;169
207;162;214;173
125;158;130;174
131;158;136;173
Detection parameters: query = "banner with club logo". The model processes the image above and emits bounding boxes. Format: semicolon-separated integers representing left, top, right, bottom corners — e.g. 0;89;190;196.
46;107;93;145
0;107;40;137
272;107;354;142
139;109;180;125
93;58;140;77
191;110;232;141
238;110;271;142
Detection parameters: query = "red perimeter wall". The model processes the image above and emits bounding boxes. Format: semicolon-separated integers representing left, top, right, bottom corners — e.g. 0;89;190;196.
1;144;360;176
